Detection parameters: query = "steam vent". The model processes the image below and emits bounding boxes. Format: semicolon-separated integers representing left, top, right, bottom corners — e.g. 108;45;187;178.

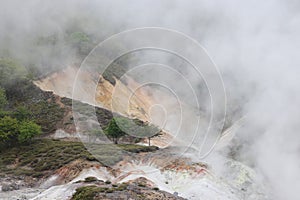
0;1;299;200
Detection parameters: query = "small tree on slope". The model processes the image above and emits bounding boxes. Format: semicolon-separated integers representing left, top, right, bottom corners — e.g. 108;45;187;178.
105;118;127;144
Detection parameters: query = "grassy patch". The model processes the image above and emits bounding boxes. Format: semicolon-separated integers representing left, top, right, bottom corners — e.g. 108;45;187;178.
84;176;98;183
0;139;92;178
0;139;158;178
87;143;158;166
71;183;129;200
117;144;158;153
71;185;107;200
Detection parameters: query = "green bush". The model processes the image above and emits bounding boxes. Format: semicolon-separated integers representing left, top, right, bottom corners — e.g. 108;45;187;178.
0;116;41;146
104;118;127;144
84;176;98;183
18;121;41;143
71;186;107;200
13;106;32;121
29;100;64;133
0;116;19;145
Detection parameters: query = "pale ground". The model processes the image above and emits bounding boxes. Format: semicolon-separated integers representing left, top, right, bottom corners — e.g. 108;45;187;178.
0;159;267;200
8;67;269;200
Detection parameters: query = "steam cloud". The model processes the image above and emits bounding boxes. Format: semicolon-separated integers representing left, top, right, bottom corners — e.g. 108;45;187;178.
1;0;300;199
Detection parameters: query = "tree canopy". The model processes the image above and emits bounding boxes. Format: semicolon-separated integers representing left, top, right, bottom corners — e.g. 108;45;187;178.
104;117;161;146
18;121;41;143
0;116;19;145
104;117;127;144
0;116;41;147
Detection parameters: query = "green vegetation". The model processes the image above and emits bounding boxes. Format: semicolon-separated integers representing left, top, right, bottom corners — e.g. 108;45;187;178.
18;121;41;143
0;54;161;183
0;58;27;90
68;31;92;56
104;117;127;144
0;139;94;178
1;79;65;134
72;185;102;200
0;116;41;146
0;139;158;178
71;181;165;200
132;121;161;146
95;107;113;128
0;87;7;110
70;31;90;43
0;56;65;136
117;144;158;153
28;100;64;133
104;116;161;146
71;183;129;200
84;176;99;183
87;143;157;166
0;116;19;145
72;102;161;146
13;105;32;121
138;183;146;187
0;87;41;146
5;98;62;135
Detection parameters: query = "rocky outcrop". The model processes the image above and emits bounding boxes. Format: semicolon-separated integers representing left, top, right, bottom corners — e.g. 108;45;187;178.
33;66;156;122
71;177;186;200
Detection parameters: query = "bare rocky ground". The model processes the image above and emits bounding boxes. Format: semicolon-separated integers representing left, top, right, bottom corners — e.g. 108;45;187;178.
0;70;270;200
0;175;186;200
0;147;192;200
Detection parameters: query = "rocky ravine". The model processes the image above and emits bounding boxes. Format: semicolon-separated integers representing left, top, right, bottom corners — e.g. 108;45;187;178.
0;66;269;200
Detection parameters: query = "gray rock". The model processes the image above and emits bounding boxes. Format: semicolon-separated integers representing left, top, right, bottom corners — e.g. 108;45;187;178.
1;183;20;192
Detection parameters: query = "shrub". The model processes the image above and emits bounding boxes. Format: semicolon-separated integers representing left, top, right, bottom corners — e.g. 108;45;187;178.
13;106;32;121
18;121;41;143
0;87;7;110
104;118;127;144
71;185;101;200
0;116;41;146
84;176;98;183
0;116;19;145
